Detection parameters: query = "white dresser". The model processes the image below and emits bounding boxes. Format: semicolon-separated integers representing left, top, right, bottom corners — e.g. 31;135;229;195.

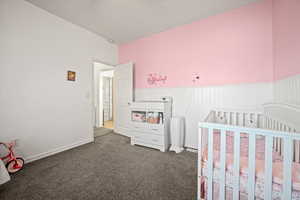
130;98;172;152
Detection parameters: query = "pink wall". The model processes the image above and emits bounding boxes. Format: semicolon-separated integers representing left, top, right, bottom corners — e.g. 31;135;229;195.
119;0;273;88
273;0;300;80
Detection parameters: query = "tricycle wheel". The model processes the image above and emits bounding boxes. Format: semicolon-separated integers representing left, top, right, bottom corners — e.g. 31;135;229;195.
6;157;24;174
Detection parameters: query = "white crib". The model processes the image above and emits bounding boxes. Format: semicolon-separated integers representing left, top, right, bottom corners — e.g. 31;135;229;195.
198;104;300;200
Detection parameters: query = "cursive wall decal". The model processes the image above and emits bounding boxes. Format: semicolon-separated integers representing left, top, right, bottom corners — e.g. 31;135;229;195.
147;73;167;85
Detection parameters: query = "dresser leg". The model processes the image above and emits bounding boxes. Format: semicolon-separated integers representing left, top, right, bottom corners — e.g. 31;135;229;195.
130;139;135;146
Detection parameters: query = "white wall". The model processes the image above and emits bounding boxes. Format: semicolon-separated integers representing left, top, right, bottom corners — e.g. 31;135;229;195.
0;0;118;162
94;64;102;127
135;82;273;149
272;74;300;130
274;74;300;105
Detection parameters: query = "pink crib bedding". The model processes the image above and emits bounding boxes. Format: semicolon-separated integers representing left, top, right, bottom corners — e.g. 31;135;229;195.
207;131;283;161
200;131;300;199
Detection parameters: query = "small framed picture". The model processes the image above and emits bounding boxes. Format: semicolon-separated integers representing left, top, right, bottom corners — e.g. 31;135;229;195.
67;71;76;81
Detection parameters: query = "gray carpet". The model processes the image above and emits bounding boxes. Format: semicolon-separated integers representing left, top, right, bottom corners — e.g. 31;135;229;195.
0;133;197;200
94;127;113;138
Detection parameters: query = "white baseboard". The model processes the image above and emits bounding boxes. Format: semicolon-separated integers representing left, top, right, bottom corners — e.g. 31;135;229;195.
186;147;198;153
24;137;94;163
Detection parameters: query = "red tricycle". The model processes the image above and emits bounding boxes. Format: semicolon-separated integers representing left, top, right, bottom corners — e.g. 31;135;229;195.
0;141;24;174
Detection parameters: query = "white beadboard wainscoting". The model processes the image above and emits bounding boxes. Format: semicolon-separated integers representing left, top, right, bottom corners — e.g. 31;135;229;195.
135;82;273;149
274;74;300;105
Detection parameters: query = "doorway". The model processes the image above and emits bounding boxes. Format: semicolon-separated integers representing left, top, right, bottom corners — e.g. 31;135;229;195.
93;61;133;138
101;70;114;129
93;62;114;137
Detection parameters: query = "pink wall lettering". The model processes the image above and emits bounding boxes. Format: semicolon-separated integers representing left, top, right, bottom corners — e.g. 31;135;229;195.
147;73;167;85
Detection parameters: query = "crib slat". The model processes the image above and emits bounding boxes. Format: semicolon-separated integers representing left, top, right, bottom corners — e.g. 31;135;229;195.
275;136;280;154
262;116;266;129
275;123;280;155
225;112;229;124
248;134;256;200
233;132;240;200
234;113;237;126
283;137;293;200
264;135;273;200
198;127;202;200
207;128;214;200
280;138;283;155
198;128;202;176
295;141;300;163
219;130;226;200
294;129;300;163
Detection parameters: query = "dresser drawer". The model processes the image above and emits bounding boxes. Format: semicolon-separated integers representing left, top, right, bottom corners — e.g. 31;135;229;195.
133;132;164;145
146;127;163;135
132;125;164;135
131;102;164;111
149;103;164;110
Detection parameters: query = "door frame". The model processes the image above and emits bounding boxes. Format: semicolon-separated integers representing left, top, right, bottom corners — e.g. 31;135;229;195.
92;60;115;129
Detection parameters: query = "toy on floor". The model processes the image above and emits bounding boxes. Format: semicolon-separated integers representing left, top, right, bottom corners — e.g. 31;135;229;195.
0;141;24;174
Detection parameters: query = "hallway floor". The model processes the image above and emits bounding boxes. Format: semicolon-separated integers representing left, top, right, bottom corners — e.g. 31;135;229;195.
104;120;114;129
94;127;113;138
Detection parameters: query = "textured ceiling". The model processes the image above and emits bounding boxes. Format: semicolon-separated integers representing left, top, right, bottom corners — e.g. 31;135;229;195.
25;0;260;44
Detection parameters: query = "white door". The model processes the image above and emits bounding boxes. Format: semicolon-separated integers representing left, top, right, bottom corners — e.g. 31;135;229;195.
114;62;133;136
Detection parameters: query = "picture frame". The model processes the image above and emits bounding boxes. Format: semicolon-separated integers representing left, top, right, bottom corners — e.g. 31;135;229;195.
67;71;76;81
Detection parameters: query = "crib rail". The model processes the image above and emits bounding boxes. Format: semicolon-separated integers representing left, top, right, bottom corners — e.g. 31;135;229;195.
207;108;299;162
198;122;300;200
207;109;263;127
263;115;300;162
209;108;297;131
